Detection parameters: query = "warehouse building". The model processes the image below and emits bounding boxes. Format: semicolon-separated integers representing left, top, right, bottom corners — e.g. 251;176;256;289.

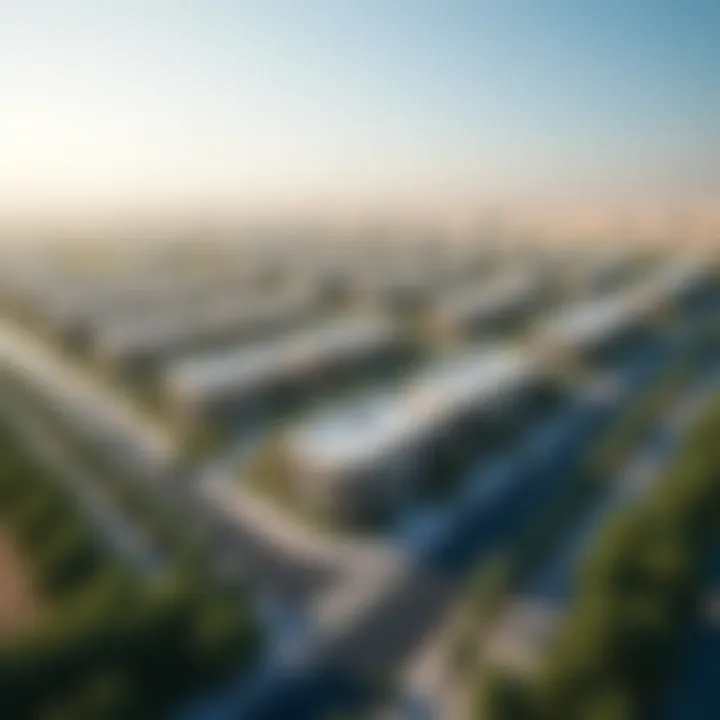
165;316;402;427
93;287;321;374
281;346;545;523
645;260;716;308
431;271;545;338
23;271;244;350
555;248;654;300
531;268;679;368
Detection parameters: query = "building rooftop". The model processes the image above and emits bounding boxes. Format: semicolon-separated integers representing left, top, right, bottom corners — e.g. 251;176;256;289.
287;345;539;475
95;288;317;360
535;289;647;353
434;271;541;326
166;316;398;404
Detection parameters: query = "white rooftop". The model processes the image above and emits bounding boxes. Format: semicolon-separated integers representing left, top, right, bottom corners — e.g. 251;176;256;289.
288;345;539;475
435;271;541;325
95;288;317;360
288;392;414;473
535;284;651;352
166;316;398;404
407;345;537;416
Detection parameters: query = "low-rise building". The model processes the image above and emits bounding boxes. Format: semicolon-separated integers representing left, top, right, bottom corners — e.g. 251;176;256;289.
534;298;642;368
164;317;402;427
93;288;320;374
431;271;544;338
282;346;544;522
531;268;682;367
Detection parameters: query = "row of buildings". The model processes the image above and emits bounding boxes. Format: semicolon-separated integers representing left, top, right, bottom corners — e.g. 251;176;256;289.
164;316;404;428
0;239;668;372
281;346;543;523
243;260;715;524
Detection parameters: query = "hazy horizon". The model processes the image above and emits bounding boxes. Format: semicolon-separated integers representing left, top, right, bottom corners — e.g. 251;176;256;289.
2;1;719;242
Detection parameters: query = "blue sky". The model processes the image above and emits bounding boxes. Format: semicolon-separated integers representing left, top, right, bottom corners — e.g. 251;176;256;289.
2;0;719;218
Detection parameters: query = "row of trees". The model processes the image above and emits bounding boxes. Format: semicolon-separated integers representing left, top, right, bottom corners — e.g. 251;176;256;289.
481;391;720;719
0;418;260;719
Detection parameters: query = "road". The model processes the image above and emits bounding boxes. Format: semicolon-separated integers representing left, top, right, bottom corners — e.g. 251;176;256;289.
0;295;717;719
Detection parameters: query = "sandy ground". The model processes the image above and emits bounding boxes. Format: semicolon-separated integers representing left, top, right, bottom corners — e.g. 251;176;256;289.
0;530;43;638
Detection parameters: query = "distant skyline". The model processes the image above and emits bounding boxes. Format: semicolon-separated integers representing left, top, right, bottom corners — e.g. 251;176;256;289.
2;1;719;237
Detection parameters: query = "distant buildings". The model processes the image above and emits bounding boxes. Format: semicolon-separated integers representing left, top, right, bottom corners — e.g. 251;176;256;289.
1;236;713;531
93;287;320;374
532;262;708;367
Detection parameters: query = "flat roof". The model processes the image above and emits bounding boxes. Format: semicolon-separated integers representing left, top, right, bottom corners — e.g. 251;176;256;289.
535;285;650;351
166;316;398;404
407;345;537;414
95;289;317;359
288;392;415;472
435;271;541;324
287;345;539;475
649;260;707;297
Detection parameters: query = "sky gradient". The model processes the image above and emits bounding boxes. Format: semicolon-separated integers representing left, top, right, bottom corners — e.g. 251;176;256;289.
2;0;719;229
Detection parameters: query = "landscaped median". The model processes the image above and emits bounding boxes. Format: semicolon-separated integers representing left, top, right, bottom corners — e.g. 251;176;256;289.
0;415;261;720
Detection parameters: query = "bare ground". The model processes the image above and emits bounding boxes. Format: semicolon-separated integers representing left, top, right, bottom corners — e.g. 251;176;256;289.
0;531;43;638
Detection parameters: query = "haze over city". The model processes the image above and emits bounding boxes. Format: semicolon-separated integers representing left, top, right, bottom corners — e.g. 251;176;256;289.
2;0;719;242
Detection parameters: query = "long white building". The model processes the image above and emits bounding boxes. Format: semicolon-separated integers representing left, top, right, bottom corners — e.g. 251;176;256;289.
432;271;544;337
165;317;402;425
282;346;543;521
533;293;649;362
532;262;704;363
93;287;321;373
